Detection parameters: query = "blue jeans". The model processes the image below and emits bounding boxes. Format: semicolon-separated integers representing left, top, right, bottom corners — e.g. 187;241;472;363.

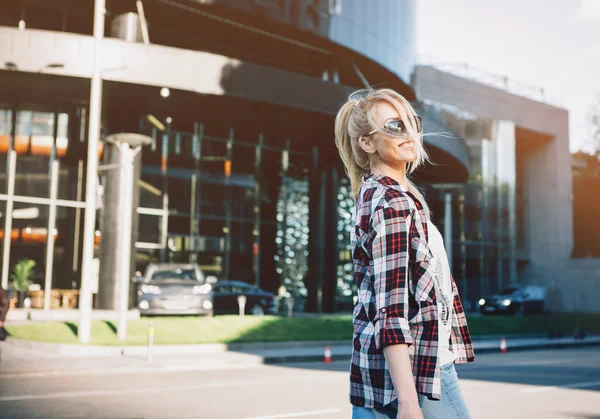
351;363;471;419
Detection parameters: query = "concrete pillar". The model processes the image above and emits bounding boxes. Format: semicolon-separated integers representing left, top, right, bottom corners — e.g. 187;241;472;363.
444;192;453;272
97;133;150;310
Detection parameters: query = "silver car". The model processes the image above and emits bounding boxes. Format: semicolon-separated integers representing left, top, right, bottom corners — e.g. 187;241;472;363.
134;263;217;316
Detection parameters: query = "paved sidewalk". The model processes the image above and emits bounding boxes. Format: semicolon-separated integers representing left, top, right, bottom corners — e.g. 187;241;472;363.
1;334;599;377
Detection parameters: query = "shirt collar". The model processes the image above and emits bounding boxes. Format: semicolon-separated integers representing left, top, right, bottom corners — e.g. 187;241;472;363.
362;172;408;193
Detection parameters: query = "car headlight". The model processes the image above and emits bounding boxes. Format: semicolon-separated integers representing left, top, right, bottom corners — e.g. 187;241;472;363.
193;284;212;295
141;284;161;295
502;299;512;306
479;298;486;306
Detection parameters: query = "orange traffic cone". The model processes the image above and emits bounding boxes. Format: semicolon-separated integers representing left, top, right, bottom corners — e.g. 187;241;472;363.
500;338;508;353
324;346;332;363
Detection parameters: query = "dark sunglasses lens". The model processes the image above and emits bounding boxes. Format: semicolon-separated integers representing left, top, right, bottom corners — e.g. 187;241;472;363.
385;120;406;134
385;117;422;135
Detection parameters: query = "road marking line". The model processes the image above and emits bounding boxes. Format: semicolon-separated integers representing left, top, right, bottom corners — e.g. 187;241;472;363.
0;363;264;379
460;359;575;371
241;409;342;419
0;376;339;402
521;380;600;394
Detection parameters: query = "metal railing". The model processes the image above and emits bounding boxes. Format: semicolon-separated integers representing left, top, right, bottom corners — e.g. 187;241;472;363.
417;56;564;109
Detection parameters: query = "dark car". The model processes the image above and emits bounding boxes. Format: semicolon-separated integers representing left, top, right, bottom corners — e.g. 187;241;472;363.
134;263;217;316
212;281;276;316
478;285;546;316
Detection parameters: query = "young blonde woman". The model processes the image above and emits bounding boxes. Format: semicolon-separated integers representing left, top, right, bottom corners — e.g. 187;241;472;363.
334;88;475;419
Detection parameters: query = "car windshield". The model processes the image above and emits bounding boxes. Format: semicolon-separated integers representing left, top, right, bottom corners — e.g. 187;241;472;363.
499;287;520;296
149;268;200;281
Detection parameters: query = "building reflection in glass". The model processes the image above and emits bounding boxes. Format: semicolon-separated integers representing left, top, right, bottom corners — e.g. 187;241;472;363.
421;103;518;310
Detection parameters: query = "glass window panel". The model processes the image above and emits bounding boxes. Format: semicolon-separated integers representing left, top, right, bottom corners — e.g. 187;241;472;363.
139;173;164;209
199;181;226;217
168;215;190;236
167;176;191;215
56;113;69;159
14;111;55;199
0;108;12;195
137;214;161;244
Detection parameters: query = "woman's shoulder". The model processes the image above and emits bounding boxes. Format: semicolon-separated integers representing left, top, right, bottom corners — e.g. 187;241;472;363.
358;183;416;219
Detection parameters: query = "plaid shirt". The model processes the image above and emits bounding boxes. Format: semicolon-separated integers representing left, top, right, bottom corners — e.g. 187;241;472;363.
349;174;475;408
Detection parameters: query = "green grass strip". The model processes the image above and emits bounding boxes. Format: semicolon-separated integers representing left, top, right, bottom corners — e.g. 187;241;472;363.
5;313;599;346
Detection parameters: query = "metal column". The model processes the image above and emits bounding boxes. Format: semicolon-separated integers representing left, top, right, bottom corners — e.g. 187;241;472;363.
160;128;169;262
79;0;106;344
190;122;204;263
223;129;234;281
444;192;453;272
253;134;264;288
116;142;134;341
43;160;59;310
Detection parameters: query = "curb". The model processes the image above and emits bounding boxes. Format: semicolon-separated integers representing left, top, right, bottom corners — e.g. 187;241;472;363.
471;336;600;354
1;337;598;377
3;336;599;361
6;309;141;323
1;338;353;357
260;337;600;365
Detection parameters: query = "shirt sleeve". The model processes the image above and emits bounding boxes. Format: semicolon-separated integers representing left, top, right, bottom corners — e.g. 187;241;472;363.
371;206;414;348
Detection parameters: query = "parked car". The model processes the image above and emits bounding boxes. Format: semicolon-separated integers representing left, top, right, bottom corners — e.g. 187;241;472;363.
212;280;276;316
478;285;546;316
134;263;217;316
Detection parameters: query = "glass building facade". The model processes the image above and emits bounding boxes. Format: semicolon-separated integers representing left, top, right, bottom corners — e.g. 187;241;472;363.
0;105;91;299
0;1;479;313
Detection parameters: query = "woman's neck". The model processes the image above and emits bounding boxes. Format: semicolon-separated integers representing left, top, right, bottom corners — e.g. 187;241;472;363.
371;165;409;190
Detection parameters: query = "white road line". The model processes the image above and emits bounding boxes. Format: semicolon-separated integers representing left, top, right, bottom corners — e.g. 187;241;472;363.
241;409;342;419
460;358;575;371
521;380;600;394
0;376;339;402
0;363;263;379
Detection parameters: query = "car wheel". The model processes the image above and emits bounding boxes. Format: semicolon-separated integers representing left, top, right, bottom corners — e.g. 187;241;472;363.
251;305;265;316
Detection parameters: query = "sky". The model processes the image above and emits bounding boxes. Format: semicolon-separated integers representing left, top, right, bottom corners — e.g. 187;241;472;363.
416;0;600;153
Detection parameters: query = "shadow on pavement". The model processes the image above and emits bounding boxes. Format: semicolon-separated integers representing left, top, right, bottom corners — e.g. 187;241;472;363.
65;322;78;337
103;321;117;335
266;347;600;394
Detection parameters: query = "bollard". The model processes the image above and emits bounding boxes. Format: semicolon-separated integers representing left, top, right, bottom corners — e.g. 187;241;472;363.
238;295;247;317
147;320;155;363
324;346;332;363
500;337;508;353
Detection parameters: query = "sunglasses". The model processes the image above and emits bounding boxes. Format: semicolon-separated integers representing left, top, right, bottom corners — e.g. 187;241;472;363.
365;115;423;137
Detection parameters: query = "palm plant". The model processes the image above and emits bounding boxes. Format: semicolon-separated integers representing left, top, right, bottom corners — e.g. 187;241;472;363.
11;259;36;292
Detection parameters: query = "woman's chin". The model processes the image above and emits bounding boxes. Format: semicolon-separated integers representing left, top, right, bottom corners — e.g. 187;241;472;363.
398;151;418;163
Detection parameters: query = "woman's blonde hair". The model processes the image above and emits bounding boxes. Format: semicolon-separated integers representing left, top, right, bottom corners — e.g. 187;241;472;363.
334;88;431;216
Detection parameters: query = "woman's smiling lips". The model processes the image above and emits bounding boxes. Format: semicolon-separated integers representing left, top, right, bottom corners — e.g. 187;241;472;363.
398;140;415;149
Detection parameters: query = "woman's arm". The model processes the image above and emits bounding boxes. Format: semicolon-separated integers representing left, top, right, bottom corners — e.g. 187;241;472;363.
371;203;424;418
383;345;420;408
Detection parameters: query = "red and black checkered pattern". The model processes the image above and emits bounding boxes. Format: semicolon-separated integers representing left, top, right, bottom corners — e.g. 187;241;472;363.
349;174;475;409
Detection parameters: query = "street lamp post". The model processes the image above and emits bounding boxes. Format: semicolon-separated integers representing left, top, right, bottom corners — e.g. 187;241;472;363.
78;0;105;344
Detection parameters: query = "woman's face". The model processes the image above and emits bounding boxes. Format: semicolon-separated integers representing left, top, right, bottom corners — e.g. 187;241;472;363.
360;101;418;167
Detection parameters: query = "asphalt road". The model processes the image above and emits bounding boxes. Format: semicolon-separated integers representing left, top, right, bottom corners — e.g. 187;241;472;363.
0;347;599;419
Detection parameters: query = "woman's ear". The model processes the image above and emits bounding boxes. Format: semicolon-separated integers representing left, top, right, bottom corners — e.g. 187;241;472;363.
358;136;377;155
